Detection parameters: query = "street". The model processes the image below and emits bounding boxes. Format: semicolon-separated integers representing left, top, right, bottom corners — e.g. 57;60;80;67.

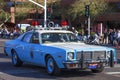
0;39;120;80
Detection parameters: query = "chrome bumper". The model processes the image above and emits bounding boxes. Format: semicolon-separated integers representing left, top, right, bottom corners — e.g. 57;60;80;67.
63;60;108;69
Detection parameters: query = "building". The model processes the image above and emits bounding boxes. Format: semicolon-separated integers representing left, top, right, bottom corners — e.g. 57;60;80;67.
2;0;120;31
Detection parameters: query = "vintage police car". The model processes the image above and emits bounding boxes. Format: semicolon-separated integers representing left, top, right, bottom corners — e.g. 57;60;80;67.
4;27;116;75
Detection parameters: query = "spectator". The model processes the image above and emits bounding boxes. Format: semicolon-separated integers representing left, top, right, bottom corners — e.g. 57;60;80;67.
91;32;100;44
117;30;120;45
103;29;108;44
108;29;114;45
26;26;32;31
71;27;78;36
113;29;118;46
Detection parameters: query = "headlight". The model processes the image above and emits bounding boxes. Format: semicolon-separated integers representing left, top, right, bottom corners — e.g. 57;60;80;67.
67;52;74;60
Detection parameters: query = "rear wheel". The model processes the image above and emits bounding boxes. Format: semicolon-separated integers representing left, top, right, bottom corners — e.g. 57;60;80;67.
46;55;61;75
4;49;8;56
12;51;23;67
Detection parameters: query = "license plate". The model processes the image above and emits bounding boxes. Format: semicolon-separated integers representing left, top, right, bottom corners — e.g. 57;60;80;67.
88;63;98;69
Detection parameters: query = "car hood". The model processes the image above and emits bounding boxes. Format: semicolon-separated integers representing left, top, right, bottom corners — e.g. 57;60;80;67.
44;42;113;51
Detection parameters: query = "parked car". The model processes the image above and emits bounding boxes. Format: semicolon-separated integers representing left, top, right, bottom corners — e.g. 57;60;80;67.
4;27;117;75
16;24;31;32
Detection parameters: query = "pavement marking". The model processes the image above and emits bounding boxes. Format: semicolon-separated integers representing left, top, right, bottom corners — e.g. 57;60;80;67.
0;70;39;75
105;72;120;75
0;72;4;74
105;64;120;68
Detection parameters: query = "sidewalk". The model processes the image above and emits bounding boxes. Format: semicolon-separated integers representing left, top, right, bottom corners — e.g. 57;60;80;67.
0;38;9;41
98;43;120;49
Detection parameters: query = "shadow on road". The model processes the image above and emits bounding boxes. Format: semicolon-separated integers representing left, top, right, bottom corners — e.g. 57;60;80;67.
0;60;96;79
0;51;98;79
0;53;9;59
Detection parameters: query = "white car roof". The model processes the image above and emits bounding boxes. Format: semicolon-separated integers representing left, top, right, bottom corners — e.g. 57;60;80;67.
35;30;73;34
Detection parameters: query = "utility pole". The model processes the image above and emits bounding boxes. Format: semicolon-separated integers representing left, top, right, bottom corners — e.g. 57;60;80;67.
85;5;90;36
10;0;16;24
44;0;47;28
29;0;47;28
36;0;38;20
88;15;90;36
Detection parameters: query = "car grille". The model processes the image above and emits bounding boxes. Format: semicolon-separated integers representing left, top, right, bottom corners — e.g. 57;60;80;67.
76;51;106;61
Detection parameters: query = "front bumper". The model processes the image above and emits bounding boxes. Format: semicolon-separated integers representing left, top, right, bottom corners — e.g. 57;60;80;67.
63;50;115;69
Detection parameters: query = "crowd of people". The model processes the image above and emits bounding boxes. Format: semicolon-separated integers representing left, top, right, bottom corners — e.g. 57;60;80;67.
1;25;120;48
71;27;120;47
0;27;21;39
102;28;120;47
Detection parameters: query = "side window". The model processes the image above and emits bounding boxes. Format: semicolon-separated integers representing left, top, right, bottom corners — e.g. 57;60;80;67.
31;32;39;44
22;33;32;43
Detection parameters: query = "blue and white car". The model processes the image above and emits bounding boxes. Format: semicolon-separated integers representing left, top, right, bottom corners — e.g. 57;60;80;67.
4;28;117;75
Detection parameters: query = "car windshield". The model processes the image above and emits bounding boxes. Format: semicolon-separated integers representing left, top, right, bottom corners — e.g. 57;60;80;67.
41;33;79;43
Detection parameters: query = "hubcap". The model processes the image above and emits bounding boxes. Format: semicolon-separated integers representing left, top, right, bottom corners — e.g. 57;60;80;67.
13;53;17;64
47;58;54;73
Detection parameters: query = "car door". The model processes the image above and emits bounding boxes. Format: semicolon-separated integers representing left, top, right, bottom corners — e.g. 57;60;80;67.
29;32;43;65
17;32;33;62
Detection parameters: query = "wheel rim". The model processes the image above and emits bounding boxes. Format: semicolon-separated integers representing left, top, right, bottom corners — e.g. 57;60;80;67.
47;58;54;73
12;53;17;65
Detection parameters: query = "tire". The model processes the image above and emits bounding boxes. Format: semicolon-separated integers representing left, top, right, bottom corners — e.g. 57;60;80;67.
4;49;8;56
12;51;23;67
91;64;104;73
46;55;61;76
109;51;114;67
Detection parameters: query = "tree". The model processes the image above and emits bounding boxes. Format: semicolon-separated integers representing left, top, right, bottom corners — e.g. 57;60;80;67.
61;0;108;26
15;1;35;22
0;0;11;27
47;0;61;19
15;0;56;22
0;0;10;21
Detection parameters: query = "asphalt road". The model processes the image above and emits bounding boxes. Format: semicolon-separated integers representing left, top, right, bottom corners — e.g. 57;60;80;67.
1;39;120;80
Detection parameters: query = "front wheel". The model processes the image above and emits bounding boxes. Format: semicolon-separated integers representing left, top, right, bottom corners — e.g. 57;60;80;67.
46;55;61;75
12;51;23;67
91;64;104;73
